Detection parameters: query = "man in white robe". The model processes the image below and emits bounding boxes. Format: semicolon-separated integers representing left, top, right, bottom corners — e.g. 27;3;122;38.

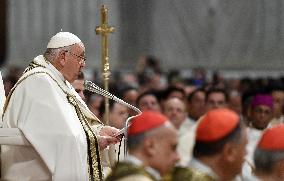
1;32;119;181
177;88;205;166
241;94;273;180
162;97;195;166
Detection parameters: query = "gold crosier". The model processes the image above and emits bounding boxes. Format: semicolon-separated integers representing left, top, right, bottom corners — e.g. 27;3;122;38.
95;5;115;126
95;5;116;166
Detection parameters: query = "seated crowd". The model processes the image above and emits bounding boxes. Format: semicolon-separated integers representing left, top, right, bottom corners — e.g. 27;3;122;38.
2;55;284;180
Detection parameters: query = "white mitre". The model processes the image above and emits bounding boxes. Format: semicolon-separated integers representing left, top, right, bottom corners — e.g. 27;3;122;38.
47;32;82;48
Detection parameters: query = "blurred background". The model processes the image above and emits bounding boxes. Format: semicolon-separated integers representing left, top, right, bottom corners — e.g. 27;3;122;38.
0;0;283;97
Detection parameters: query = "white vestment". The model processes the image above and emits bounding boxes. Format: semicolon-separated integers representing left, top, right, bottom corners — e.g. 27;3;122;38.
269;115;284;127
177;117;197;166
1;55;103;181
241;127;263;180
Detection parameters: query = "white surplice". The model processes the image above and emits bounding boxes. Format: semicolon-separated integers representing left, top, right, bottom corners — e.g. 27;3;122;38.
241;127;263;180
177;117;197;166
1;55;103;181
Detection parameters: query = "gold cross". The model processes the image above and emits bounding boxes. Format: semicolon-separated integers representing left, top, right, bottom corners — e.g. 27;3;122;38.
95;5;115;126
96;5;115;80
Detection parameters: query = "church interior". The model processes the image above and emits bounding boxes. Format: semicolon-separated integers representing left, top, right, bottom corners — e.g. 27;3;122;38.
0;1;283;180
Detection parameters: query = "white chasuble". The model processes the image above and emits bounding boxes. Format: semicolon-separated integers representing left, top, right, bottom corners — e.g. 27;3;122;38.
1;55;103;181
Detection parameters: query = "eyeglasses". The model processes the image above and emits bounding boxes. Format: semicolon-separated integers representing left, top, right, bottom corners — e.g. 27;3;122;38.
65;50;86;64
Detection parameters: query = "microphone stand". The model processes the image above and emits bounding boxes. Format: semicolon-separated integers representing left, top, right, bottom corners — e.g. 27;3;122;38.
84;80;142;160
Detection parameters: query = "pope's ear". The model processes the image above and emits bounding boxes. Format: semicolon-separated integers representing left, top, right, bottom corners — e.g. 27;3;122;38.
58;50;66;65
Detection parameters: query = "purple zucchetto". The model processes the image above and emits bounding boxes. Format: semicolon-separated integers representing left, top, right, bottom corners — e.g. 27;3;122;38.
251;94;273;110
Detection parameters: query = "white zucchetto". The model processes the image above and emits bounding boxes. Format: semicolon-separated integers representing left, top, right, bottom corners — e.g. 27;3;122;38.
47;32;81;48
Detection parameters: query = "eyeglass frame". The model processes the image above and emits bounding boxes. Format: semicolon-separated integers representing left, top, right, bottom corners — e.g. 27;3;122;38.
64;50;87;64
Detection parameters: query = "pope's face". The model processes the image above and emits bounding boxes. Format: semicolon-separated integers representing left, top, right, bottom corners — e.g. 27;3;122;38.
63;43;86;83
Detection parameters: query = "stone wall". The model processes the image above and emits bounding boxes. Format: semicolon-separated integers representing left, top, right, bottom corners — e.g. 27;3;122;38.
6;0;284;72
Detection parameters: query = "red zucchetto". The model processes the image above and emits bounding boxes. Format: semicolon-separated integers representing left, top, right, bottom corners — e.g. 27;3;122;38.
128;111;168;136
257;124;284;151
196;108;239;142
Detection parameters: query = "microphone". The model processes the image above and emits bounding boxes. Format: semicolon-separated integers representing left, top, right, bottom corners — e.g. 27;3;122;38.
84;80;141;114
